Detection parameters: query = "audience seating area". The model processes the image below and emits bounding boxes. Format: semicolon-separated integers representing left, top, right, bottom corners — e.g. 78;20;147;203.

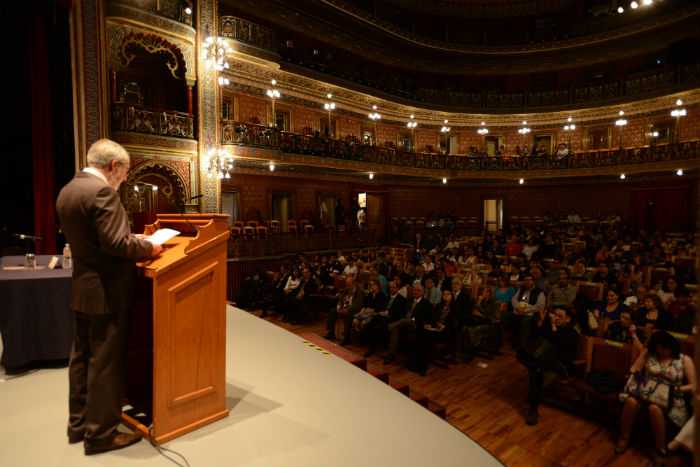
231;211;698;448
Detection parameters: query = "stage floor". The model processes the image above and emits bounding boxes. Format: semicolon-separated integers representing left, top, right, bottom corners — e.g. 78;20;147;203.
0;306;502;467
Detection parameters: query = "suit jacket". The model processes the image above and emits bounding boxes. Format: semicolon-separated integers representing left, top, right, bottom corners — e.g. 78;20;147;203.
385;293;408;322
453;289;473;326
337;286;366;315
56;172;153;314
294;276;318;298
405;297;433;327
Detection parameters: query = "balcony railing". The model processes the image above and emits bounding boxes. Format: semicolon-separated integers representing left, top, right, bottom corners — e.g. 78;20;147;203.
107;0;193;27
112;103;194;139
221;121;698;173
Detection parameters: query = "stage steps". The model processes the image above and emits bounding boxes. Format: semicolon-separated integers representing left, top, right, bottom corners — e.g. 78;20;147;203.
299;333;446;419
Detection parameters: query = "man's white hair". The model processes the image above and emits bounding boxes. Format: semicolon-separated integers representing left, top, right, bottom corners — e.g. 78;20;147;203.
86;139;130;168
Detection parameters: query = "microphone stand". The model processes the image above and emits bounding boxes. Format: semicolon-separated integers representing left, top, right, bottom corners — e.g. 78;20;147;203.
134;183;198;234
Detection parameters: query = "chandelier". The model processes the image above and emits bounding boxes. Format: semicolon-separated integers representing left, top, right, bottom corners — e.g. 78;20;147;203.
206;147;234;179
203;34;232;74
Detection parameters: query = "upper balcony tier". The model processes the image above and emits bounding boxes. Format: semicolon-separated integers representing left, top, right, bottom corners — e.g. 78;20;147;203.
220;122;699;182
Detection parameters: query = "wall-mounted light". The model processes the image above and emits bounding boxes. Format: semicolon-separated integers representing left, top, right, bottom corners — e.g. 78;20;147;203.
442;178;447;184
269;162;275;172
368;172;374;180
676;169;684;176
620;174;626;180
518;178;524;185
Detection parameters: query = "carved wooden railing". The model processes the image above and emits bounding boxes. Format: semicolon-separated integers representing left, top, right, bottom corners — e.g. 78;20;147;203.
112;103;194;139
107;0;193;26
219;16;276;51
221;121;699;173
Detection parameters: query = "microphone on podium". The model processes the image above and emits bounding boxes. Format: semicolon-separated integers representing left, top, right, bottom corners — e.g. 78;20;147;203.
13;233;43;241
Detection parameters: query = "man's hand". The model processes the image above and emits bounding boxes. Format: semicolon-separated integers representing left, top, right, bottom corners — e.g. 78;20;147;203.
150;243;163;257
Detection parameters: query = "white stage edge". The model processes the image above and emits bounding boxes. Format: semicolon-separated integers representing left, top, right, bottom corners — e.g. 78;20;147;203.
0;306;502;467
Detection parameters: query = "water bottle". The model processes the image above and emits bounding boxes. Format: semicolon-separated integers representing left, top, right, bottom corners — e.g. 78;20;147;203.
62;243;72;269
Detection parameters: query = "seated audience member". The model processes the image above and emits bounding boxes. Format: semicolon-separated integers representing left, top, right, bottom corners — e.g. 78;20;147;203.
623;284;648;310
656;276;680;307
505;235;523;257
517;307;579;426
616;331;697;466
451;278;471;324
342;258;359;278
328;255;343;274
548;268;577;309
285;268;319;325
423;277;442;306
375;252;392;279
595;288;629;321
530;266;548;293
413;265;428;287
592;262;618;290
554;143;569;157
463;287;502;363
409;289;460;376
462;266;483;286
571;262;592;282
668;287;694;334
363;282;408;357
352;279;386;332
494;275;516;312
325;277;366;345
522;238;539;260
445;235;460;251
336;250;346;264
368;265;388;294
506;274;546;347
318;255;335;286
603;309;646;350
433;267;451;292
464;248;479;267
260;264;291;317
391;274;409;298
393;262;410;286
638;294;674;334
422;255;436;275
280;267;302;319
384;284;433;365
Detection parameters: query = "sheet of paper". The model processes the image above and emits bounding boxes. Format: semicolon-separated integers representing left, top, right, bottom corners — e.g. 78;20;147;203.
146;228;180;245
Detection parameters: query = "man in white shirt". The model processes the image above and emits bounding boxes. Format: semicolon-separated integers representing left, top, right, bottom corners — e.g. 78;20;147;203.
342;258;358;277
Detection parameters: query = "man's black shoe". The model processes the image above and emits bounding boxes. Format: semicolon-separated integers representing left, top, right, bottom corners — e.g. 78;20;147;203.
323;332;336;340
384;353;395;365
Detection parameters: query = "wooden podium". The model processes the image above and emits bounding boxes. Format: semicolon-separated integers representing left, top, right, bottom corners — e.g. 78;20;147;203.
122;214;230;445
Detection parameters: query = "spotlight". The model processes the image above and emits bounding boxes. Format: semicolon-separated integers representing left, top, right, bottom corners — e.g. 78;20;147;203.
617;6;624;13
369;173;374;180
518;179;524;185
620;174;626;180
442;178;447;184
631;1;638;9
185;7;192;15
642;0;652;5
676;169;684;176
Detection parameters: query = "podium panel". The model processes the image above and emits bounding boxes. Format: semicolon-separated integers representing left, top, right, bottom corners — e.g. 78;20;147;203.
123;214;229;445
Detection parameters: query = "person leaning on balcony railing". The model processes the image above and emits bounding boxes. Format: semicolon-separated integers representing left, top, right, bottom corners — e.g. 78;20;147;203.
555;143;569;158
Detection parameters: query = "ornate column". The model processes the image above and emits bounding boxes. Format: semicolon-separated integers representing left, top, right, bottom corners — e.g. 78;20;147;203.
197;0;219;213
70;0;109;168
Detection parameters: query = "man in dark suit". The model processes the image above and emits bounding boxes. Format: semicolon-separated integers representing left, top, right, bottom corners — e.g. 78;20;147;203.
451;278;472;327
363;281;408;357
325;276;365;345
384;284;433;365
285;267;318;324
261;263;290;317
56;139;161;455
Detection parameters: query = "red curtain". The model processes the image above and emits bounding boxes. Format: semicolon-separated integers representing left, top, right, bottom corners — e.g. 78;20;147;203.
630;186;691;233
27;2;57;254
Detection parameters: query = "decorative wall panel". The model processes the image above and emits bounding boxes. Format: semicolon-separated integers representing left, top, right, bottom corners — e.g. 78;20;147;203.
679;107;700;142
458;131;481;153
338;116;359;140
416;130;438;152
621;117;645;148
376;124;397;147
238;93;267;125
293;108;319;134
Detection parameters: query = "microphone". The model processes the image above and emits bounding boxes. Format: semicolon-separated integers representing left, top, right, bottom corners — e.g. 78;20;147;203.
13;233;43;241
159;193;198;234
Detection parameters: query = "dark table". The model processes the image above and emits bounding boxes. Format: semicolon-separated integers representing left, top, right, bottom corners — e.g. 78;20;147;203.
0;255;73;370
